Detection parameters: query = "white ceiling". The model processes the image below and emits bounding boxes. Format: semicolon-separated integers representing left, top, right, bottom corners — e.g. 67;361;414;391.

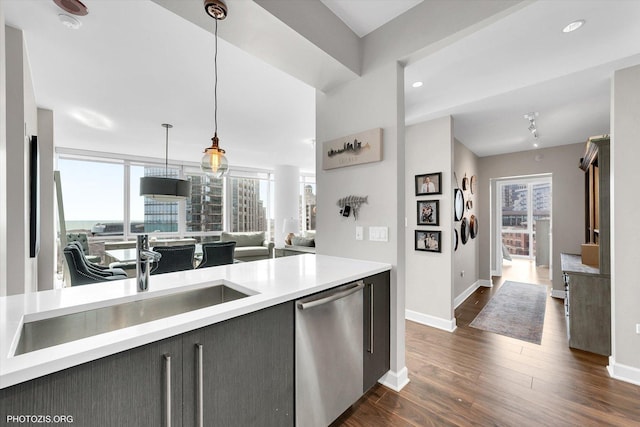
319;0;423;37
404;0;640;156
3;0;316;172
5;0;640;168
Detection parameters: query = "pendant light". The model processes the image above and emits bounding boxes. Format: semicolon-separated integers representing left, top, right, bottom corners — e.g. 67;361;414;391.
140;123;191;201
201;0;229;178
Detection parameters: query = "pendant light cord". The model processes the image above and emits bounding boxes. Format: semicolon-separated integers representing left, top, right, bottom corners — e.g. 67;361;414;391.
214;17;218;137
165;124;169;175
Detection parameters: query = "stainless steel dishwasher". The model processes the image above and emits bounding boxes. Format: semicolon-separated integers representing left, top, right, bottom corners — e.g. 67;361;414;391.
295;280;364;427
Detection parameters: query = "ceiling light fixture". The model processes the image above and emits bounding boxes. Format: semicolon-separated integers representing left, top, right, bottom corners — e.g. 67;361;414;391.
524;112;539;140
562;19;585;33
412;81;423;88
201;0;229;178
58;13;81;29
140;124;191;201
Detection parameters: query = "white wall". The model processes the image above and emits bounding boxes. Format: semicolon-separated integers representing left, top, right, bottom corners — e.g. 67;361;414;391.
316;62;408;390
609;64;640;384
0;5;7;295
274;164;300;247
477;143;585;294
404;116;454;329
5;26;38;295
454;139;480;301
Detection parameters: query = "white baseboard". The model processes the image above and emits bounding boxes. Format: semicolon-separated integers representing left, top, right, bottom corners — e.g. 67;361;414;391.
406;309;457;332
607;357;640;386
550;289;566;299
378;367;410;392
454;280;493;309
478;279;493;288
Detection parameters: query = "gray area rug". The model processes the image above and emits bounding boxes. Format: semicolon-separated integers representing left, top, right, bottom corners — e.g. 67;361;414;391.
470;281;547;344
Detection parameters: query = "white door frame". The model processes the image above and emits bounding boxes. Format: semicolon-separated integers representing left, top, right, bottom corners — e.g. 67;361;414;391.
491;174;552;279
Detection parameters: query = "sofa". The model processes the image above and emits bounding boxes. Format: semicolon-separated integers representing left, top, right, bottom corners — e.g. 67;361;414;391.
283;230;316;256
220;231;274;262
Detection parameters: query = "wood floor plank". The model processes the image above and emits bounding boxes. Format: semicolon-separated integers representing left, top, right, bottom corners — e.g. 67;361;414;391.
334;262;640;426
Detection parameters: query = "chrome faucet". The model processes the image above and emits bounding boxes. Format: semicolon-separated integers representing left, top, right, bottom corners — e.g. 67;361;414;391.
136;235;161;292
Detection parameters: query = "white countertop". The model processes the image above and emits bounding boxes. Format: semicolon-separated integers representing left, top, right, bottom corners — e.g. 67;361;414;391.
0;254;390;389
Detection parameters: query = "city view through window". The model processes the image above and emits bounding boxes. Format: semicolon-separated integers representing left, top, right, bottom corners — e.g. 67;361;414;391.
58;157;315;245
500;180;551;257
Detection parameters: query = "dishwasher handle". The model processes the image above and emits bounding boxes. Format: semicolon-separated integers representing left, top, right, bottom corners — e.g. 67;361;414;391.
297;281;365;310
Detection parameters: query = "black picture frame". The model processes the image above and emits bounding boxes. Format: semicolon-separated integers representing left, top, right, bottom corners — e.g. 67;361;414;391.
415;230;441;253
29;135;40;258
417;200;439;226
415;172;442;195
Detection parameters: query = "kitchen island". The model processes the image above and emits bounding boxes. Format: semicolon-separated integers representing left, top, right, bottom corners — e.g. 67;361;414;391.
0;254;391;426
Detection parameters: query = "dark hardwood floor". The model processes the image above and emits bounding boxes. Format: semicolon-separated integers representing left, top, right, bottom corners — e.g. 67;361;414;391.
334;266;640;426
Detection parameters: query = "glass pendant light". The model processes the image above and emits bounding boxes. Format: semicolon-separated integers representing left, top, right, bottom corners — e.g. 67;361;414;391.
140;124;191;200
201;0;229;178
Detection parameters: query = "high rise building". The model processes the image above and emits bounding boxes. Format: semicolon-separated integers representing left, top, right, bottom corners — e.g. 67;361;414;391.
303;184;316;230
186;175;224;232
230;178;266;232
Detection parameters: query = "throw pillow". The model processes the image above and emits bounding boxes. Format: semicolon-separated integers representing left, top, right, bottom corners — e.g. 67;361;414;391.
291;236;315;247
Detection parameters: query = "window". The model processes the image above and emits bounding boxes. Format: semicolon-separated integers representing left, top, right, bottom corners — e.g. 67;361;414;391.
299;178;316;231
58;158;124;236
186;173;224;233
228;176;268;233
130;165;180;233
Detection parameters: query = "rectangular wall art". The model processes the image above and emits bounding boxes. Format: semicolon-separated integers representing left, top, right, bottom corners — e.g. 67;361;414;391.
322;128;383;170
415;230;441;253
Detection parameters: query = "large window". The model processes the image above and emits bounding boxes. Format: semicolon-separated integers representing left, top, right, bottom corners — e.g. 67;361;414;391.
58;158;124;236
56;154;292;243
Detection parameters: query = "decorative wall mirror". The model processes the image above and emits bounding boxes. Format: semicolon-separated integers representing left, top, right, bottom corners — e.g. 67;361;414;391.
461;217;470;244
470;214;478;239
454;188;464;221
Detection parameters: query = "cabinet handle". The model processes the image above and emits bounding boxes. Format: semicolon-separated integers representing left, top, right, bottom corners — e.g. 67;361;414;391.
369;283;374;354
164;354;171;427
196;344;204;427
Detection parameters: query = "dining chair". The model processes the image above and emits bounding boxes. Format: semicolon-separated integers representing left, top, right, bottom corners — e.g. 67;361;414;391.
63;245;127;286
196;241;236;269
150;245;196;275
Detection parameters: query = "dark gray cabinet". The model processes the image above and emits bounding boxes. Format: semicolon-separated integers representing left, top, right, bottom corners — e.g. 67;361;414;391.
0;303;293;427
363;271;390;392
0;335;183;427
564;271;611;356
182;301;294;427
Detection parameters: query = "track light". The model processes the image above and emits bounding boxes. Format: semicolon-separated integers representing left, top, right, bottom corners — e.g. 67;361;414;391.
524;112;539;140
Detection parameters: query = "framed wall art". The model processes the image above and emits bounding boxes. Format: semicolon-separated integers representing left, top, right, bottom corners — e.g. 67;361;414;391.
322;127;382;170
415;230;441;253
415;172;442;195
417;200;439;226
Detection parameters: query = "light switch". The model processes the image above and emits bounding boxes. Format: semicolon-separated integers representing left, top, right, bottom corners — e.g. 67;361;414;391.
636;323;640;334
369;226;388;242
355;226;363;241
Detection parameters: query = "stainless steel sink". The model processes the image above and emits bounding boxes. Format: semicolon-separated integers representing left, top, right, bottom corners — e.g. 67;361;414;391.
14;284;249;355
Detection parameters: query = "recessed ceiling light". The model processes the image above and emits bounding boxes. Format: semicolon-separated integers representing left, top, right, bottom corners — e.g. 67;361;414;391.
412;81;423;88
58;13;81;29
562;19;585;33
533;143;539;148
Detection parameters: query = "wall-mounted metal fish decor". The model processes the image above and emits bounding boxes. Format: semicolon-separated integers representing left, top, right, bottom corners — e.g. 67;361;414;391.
337;195;368;220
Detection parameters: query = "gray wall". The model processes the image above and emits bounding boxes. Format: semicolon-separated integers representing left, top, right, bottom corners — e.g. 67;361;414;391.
611;64;640;378
0;5;7;294
37;108;55;291
5;26;38;295
454;139;480;300
316;62;407;384
478;143;585;293
405;116;454;325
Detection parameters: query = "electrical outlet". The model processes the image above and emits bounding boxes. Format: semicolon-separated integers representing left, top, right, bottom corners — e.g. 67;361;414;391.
355;226;363;241
460;270;465;277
